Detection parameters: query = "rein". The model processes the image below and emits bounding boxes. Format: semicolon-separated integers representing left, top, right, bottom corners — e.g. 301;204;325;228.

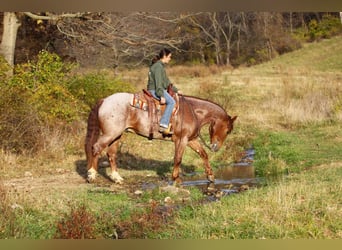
199;131;212;151
180;95;211;150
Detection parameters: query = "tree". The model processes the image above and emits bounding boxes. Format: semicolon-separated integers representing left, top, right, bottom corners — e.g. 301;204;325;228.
2;12;340;70
0;12;21;67
0;12;189;69
0;12;86;69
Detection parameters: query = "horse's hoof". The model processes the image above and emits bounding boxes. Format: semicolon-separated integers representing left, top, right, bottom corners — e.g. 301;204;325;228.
172;177;183;187
87;168;97;183
109;171;124;184
207;175;215;183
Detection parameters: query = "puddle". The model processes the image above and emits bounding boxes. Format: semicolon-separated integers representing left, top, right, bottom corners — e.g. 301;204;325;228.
141;147;259;201
182;147;259;200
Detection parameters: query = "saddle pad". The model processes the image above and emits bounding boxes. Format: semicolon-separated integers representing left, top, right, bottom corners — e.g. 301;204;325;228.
130;91;178;115
130;93;149;111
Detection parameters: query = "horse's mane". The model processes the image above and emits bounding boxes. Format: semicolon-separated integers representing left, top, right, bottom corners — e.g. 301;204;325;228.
181;95;230;119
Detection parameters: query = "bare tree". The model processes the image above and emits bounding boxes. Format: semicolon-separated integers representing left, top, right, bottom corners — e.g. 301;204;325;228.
1;12;192;69
186;12;242;66
2;12;337;70
0;12;87;68
0;12;21;67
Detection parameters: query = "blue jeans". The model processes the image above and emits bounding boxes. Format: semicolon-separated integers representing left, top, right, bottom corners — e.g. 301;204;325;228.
149;90;175;127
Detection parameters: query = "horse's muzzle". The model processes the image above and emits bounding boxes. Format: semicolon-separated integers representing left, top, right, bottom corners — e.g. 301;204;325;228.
210;143;219;152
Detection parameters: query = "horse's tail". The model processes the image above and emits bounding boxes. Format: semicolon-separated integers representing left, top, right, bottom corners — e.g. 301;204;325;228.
85;99;104;168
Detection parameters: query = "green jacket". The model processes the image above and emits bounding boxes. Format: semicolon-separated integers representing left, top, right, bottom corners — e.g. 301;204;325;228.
147;60;178;98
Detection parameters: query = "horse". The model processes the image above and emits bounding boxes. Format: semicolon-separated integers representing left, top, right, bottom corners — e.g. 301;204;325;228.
84;92;237;184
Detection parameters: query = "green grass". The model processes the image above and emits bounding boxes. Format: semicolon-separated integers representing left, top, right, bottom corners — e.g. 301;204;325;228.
252;122;342;177
250;35;342;74
151;164;342;239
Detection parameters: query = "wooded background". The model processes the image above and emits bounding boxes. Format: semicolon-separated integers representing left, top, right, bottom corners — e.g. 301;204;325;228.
1;12;341;69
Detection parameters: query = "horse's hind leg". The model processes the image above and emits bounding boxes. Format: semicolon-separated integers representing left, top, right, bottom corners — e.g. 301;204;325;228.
87;134;115;182
87;153;100;182
106;138;124;184
188;139;215;182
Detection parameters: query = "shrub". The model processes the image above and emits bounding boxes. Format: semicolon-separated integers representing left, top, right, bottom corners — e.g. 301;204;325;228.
308;15;342;41
115;200;174;239
0;56;11;80
29;82;86;123
67;72;136;109
0;79;43;153
55;204;96;239
8;50;85;123
11;50;74;88
0;50;137;153
1;51;82;153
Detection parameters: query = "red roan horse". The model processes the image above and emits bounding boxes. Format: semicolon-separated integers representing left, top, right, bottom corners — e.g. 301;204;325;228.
85;92;237;184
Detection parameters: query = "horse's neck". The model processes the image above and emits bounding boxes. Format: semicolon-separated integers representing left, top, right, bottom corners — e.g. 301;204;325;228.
183;96;225;125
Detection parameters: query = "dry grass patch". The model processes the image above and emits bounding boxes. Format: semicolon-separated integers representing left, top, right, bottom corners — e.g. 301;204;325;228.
271;73;342;125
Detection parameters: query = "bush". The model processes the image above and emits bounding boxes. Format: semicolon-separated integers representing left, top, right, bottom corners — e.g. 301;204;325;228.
308;15;342;41
11;50;74;88
8;50;85;123
0;56;11;80
0;76;43;153
29;82;86;123
1;50;137;153
67;72;136;109
55;204;96;239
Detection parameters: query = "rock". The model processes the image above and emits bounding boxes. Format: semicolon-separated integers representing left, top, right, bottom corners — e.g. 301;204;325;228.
11;203;23;210
100;161;110;167
134;190;143;195
239;185;249;191
164;196;173;204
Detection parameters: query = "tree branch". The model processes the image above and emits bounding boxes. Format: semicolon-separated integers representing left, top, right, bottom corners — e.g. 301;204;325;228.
23;12;87;21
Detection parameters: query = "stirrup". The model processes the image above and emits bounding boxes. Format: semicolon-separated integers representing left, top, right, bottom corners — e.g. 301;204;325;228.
159;124;173;135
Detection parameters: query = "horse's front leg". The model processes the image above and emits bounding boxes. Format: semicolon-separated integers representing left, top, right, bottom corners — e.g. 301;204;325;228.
172;138;188;183
188;139;215;183
106;138;124;184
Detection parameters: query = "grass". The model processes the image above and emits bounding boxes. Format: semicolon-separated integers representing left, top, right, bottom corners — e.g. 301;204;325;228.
252;122;342;177
1;35;342;239
157;163;342;239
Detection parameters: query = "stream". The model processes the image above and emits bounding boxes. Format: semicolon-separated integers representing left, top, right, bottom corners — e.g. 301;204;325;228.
140;147;259;201
180;147;259;200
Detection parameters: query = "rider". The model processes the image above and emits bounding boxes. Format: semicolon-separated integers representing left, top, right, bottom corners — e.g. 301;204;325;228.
147;48;181;135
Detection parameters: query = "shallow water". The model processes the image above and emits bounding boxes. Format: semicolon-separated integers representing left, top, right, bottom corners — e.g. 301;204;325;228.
180;147;259;199
141;147;259;200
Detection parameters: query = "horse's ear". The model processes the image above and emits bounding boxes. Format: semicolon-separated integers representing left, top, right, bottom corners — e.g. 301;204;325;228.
231;116;237;123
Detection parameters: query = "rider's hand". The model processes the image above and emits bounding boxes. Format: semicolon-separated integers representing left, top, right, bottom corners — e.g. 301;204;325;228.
160;97;166;104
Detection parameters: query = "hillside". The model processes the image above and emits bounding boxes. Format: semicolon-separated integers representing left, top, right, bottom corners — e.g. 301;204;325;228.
1;35;342;239
244;35;342;74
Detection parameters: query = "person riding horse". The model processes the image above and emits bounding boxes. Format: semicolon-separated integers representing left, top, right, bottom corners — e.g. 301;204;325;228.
147;48;182;135
85;48;237;185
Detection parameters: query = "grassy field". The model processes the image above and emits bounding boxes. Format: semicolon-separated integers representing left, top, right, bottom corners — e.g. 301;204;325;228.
0;36;342;239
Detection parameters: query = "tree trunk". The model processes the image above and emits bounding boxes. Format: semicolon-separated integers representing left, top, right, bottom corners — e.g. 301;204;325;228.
0;12;21;67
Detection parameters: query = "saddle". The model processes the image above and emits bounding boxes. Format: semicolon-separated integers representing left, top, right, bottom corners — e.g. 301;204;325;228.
130;84;179;139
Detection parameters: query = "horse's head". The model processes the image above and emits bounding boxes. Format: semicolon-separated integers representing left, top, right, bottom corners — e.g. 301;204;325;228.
209;115;237;152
